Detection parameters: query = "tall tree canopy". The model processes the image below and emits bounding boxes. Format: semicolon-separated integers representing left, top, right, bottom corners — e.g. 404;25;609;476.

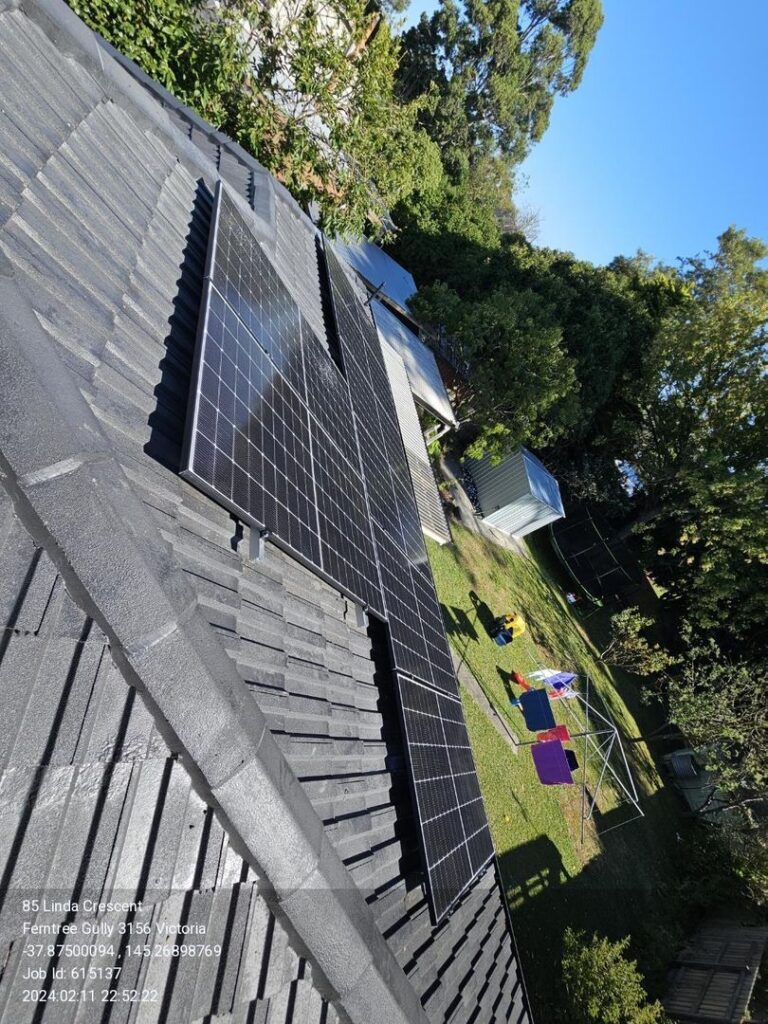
668;632;768;819
411;280;576;456
69;0;441;235
402;232;675;457
607;228;768;643
397;0;604;172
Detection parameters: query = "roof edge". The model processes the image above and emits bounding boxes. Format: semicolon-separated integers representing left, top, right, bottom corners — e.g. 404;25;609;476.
18;0;308;244
0;217;428;1024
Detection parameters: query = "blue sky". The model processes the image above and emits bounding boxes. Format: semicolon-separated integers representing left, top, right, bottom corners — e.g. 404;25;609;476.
402;0;768;267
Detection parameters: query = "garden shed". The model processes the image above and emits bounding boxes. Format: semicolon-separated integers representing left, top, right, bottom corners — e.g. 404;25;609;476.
663;923;768;1023
466;448;565;537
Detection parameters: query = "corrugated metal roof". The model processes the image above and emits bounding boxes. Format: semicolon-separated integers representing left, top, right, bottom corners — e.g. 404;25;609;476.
380;343;451;545
336;238;417;312
374;301;457;426
467;449;564;538
521;449;565;518
0;5;533;1022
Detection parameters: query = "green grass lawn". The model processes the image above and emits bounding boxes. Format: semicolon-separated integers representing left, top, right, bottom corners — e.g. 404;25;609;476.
428;523;689;1019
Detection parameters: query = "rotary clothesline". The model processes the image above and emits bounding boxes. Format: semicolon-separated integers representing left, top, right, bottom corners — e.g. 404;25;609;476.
510;665;644;842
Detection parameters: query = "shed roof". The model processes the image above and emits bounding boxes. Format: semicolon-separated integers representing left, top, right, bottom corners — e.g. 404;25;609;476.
335;237;417;313
0;3;531;1023
373;300;457;426
521;449;565;518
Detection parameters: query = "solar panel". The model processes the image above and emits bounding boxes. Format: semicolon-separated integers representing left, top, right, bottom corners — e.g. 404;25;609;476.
212;186;305;394
325;251;461;698
183;184;489;922
397;675;494;922
182;183;380;609
185;262;321;566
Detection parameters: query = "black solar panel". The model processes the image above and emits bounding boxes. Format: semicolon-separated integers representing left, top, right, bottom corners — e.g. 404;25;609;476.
397;675;494;922
325;253;459;697
185;265;321;565
212;187;305;394
182;183;380;608
183;183;489;923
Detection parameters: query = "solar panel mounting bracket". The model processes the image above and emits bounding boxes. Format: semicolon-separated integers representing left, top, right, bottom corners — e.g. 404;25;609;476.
364;280;387;309
250;528;271;562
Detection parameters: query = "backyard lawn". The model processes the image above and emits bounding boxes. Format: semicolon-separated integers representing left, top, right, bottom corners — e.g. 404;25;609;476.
427;523;689;1019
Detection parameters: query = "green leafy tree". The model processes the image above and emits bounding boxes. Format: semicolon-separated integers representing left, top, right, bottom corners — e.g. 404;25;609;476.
397;0;604;170
667;631;768;819
69;0;440;235
664;632;768;907
410;282;575;457
599;607;678;677
390;157;505;280
608;228;768;643
561;928;668;1024
401;234;675;458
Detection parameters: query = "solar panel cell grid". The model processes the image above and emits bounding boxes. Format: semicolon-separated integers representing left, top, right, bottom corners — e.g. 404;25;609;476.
302;326;359;456
397;674;494;922
313;430;381;611
213;189;305;394
187;270;322;565
183;184;387;604
184;184;489;923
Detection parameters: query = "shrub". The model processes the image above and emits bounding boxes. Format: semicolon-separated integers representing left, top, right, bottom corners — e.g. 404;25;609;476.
561;928;669;1024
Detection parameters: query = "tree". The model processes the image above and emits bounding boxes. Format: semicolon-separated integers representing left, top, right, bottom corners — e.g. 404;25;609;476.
397;0;604;170
606;229;768;643
410;281;576;458
599;607;678;677
69;0;441;236
561;928;668;1024
667;631;768;820
400;234;675;458
666;634;768;908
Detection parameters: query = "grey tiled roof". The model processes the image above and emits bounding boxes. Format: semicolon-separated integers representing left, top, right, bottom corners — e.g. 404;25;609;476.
0;489;337;1024
0;3;532;1022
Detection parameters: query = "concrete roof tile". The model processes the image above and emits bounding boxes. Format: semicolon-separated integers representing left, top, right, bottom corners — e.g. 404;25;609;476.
0;4;533;1020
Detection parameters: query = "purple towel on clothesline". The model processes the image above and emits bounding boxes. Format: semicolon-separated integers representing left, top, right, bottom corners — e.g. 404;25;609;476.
531;740;573;785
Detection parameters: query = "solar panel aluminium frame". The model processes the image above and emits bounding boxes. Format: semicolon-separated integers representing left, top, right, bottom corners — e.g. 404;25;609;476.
180;180;382;614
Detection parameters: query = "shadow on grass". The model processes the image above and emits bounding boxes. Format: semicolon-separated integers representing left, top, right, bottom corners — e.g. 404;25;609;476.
500;834;571;912
469;589;499;637
498;792;690;1022
497;666;523;706
451;605;479;642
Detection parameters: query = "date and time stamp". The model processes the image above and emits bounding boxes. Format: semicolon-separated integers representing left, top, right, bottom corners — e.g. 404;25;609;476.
18;899;222;1005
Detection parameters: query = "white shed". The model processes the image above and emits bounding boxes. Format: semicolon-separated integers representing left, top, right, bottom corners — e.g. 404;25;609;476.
466;448;564;537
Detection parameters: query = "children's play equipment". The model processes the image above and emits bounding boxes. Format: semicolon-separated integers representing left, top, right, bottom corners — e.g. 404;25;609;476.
490;611;526;647
550;505;642;604
512;669;644;841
